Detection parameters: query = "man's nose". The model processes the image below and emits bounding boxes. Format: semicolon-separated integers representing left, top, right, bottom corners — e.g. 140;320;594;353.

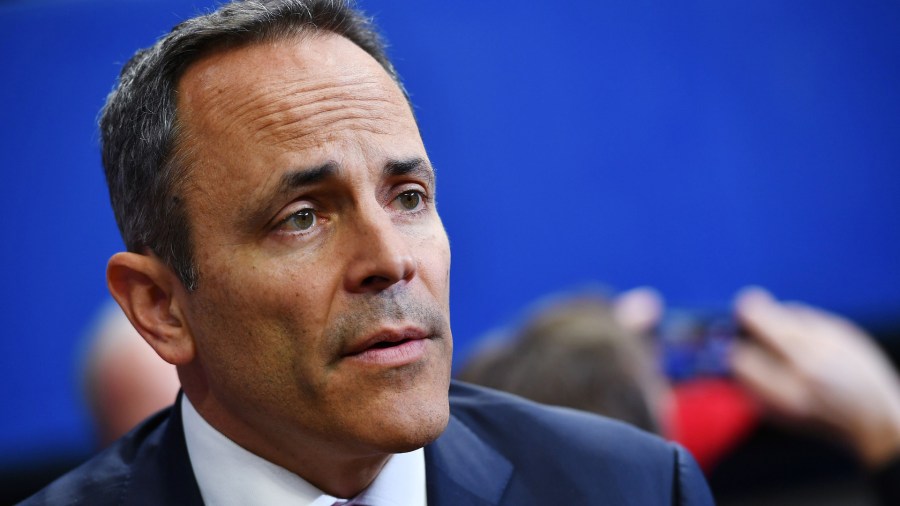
343;206;417;294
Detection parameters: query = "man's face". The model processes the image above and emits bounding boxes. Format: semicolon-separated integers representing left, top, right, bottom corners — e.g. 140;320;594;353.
174;34;452;461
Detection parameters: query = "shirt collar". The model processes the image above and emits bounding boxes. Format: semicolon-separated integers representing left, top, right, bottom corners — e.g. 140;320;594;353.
181;395;426;506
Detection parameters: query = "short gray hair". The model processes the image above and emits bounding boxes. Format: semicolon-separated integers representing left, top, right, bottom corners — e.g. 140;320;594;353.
101;0;405;290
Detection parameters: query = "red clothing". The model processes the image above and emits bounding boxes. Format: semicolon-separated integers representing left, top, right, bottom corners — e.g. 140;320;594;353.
667;378;760;471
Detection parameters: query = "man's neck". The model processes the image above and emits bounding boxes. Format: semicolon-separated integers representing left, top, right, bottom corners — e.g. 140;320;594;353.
180;384;390;497
182;393;428;505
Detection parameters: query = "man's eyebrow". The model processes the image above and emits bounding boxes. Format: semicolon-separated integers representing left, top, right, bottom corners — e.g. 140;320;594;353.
384;157;435;187
278;162;338;193
244;162;337;228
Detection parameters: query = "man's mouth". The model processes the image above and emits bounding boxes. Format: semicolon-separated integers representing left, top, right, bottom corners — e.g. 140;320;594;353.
343;327;430;367
369;338;414;349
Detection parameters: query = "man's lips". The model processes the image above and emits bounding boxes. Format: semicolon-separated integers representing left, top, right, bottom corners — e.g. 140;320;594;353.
342;327;431;366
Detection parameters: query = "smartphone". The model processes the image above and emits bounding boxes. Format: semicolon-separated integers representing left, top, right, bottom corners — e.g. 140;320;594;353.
657;309;738;381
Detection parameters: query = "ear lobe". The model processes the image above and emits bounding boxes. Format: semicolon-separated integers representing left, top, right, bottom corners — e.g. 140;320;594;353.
107;252;196;366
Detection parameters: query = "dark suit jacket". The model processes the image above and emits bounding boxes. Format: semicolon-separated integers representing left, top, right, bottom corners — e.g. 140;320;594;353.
21;381;714;505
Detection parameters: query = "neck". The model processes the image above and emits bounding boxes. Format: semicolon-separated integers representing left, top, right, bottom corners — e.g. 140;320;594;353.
179;375;390;497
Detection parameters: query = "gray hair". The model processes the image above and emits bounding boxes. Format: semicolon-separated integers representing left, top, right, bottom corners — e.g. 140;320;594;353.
100;0;406;290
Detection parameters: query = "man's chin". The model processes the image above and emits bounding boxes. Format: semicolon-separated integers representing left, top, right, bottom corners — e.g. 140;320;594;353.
389;407;450;453
351;395;450;455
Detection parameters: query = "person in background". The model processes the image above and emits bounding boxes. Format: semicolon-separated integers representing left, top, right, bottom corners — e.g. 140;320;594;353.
458;291;670;434
459;288;758;471
462;285;900;504
731;287;900;505
81;301;180;447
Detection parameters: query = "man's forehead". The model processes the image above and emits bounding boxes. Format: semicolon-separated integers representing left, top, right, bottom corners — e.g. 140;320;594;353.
176;33;413;150
171;33;427;227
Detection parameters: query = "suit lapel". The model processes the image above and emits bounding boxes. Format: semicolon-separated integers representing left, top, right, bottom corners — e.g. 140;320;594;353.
424;414;513;506
126;392;205;505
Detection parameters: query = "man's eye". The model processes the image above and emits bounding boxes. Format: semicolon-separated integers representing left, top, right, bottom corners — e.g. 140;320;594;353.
395;190;423;211
283;208;316;231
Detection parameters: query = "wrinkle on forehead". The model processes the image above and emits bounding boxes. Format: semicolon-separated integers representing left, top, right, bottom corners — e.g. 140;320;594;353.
249;78;396;145
179;35;413;151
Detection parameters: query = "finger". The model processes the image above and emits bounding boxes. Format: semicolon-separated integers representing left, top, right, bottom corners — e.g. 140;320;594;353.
614;286;664;335
783;301;870;346
734;287;809;361
730;340;811;421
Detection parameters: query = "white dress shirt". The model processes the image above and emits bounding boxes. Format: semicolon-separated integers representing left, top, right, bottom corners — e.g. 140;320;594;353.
181;395;427;506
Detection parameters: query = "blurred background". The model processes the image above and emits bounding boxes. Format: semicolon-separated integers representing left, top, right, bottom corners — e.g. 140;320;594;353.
1;0;898;503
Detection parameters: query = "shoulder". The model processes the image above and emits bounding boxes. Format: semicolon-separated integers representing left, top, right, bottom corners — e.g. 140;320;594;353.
449;380;667;459
447;381;714;504
18;407;175;506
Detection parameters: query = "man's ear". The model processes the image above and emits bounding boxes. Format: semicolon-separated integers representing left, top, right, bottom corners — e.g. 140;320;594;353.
107;252;195;366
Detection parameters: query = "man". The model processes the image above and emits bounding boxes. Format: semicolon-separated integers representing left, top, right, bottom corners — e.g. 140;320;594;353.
22;1;713;504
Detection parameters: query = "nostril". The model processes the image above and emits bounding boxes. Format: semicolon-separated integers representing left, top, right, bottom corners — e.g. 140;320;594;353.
345;242;417;294
361;275;392;289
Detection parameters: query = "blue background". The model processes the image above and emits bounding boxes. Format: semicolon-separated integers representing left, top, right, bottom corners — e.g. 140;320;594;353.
1;0;898;468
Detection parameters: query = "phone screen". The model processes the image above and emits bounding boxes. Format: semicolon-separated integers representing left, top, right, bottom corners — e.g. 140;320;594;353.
657;310;738;381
